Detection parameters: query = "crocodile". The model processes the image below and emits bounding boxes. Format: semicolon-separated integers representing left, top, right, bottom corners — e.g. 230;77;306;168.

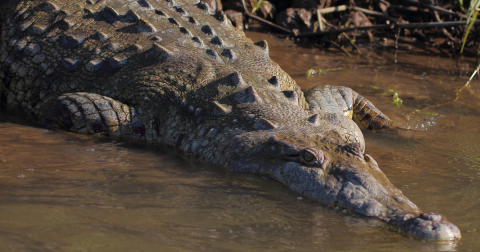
0;0;461;240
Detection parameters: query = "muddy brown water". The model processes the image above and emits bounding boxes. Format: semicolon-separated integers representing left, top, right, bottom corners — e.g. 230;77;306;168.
1;31;480;251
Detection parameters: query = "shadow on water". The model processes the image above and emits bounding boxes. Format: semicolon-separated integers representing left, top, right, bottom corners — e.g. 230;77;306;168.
1;32;480;251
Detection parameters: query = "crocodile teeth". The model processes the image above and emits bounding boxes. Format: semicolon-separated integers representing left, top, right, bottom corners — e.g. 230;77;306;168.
231;86;263;104
212;101;232;116
253;118;277;130
254;40;269;54
308;114;320;126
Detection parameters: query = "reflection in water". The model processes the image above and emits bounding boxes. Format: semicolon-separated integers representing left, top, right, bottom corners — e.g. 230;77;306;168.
1;32;480;251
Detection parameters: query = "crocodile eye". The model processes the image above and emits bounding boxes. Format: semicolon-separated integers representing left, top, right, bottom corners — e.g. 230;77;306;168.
303;150;314;162
299;148;324;165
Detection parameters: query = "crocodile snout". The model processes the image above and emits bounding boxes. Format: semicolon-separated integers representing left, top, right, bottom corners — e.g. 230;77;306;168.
400;212;461;241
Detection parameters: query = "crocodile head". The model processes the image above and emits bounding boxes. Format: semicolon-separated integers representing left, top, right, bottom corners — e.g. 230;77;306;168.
224;106;461;241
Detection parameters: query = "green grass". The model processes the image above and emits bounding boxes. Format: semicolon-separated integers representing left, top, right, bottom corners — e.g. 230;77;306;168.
249;0;272;14
305;68;326;77
461;0;480;53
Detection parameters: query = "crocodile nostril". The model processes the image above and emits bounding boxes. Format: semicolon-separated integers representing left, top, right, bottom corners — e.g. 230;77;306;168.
420;212;442;222
343;142;363;156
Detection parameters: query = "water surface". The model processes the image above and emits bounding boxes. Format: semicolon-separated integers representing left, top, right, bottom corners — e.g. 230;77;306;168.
1;32;479;251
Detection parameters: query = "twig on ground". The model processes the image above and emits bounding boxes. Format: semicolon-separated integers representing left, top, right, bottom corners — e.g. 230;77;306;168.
318;5;347;14
318;4;395;22
403;0;466;18
317;8;324;31
295;20;480;38
236;0;480;57
352;6;396;22
388;5;430;13
296;24;391;37
240;0;292;34
432;10;477;56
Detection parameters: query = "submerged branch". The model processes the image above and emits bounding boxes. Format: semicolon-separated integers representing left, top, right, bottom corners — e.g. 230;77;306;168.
324;38;353;57
455;63;480;102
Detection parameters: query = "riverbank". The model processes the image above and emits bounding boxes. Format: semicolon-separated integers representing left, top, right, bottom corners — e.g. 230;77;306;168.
202;0;480;57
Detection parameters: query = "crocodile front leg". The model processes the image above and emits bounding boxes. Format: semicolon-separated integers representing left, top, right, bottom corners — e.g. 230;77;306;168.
37;93;146;139
305;85;398;130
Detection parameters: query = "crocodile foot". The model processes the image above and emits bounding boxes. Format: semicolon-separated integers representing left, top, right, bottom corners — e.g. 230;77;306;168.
37;93;145;139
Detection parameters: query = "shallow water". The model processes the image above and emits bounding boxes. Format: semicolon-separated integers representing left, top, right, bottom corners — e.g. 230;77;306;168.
1;32;480;251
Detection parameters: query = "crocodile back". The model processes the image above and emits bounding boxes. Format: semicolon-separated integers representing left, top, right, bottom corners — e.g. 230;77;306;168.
0;0;306;114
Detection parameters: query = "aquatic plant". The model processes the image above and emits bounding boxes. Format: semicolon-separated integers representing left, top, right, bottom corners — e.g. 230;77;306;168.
460;0;480;53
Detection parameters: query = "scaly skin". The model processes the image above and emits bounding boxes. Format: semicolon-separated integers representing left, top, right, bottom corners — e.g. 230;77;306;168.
0;0;460;240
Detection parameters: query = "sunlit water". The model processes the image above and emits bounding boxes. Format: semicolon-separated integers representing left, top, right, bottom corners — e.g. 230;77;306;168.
1;32;480;251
